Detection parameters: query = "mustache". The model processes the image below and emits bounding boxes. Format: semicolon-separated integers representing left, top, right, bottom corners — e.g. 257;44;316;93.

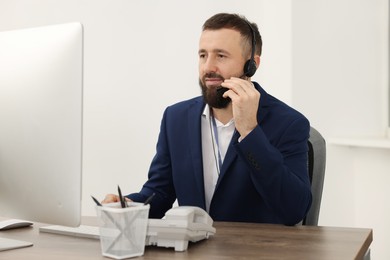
203;72;225;82
203;72;247;84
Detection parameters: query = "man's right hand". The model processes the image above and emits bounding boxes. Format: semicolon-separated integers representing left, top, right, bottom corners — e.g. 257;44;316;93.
101;194;121;204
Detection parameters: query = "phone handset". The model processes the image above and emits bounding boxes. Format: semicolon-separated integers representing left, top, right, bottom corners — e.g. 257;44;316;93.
164;206;215;233
146;206;216;251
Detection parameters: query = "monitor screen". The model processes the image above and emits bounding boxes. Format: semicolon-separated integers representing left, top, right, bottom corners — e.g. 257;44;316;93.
0;23;83;228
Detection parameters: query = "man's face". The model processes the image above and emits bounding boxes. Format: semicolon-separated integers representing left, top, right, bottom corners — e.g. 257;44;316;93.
198;29;246;108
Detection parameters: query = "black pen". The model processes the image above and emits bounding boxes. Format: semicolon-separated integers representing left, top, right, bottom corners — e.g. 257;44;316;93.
144;193;155;205
117;185;126;208
91;195;102;207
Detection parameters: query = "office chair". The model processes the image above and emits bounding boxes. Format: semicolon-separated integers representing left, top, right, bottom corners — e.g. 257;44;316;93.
302;126;326;226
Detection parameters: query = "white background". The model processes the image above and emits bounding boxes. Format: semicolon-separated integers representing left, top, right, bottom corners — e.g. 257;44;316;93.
0;0;388;259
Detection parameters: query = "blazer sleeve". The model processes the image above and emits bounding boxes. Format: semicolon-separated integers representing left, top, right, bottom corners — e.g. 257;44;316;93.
234;116;312;225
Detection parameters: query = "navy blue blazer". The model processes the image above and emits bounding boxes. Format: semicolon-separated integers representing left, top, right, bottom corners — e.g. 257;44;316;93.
128;82;312;225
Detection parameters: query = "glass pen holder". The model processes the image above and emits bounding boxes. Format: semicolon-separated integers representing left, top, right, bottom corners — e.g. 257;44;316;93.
96;202;150;259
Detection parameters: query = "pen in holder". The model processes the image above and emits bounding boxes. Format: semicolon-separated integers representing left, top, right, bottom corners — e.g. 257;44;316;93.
91;191;154;259
95;201;150;259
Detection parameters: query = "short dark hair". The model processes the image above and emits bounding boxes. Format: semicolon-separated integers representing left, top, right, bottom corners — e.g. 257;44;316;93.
202;13;262;57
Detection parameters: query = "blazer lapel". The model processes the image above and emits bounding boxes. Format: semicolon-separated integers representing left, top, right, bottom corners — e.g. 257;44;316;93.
215;130;240;188
255;82;270;126
187;99;206;206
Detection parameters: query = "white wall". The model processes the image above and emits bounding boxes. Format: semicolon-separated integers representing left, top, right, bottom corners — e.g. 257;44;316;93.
2;0;388;259
0;0;293;216
292;0;389;259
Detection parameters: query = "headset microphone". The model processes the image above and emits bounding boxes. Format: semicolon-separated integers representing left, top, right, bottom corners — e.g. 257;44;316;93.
243;21;257;78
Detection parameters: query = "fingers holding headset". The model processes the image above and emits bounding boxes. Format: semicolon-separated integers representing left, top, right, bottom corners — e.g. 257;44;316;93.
221;77;260;139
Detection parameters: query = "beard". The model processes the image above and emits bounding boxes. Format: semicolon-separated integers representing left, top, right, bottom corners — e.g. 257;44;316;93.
199;72;231;109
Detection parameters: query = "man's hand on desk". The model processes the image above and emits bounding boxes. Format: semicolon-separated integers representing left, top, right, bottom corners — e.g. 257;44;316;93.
101;194;132;204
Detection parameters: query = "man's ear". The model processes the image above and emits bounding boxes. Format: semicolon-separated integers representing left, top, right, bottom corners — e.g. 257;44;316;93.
255;55;261;69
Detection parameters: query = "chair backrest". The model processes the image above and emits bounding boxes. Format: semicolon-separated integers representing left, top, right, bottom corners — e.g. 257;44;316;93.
302;127;326;226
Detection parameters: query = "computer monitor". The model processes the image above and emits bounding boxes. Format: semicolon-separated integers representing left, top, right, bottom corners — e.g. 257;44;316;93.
0;22;83;232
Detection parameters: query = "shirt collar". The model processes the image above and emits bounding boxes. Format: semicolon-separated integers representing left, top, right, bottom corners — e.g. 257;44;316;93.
202;104;234;127
202;104;211;119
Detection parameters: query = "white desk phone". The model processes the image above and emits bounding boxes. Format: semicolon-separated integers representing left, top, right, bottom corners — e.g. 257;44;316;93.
38;206;216;252
146;206;216;251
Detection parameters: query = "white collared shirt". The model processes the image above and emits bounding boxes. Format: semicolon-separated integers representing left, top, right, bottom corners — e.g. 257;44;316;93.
201;105;236;212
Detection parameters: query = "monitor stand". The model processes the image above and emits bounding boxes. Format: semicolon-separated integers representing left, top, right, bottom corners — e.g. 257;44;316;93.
0;237;33;251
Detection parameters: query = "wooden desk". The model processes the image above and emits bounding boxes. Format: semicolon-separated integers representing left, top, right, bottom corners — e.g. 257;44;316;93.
0;217;372;260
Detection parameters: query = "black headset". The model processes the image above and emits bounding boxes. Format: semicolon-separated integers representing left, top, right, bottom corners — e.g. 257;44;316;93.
243;21;257;78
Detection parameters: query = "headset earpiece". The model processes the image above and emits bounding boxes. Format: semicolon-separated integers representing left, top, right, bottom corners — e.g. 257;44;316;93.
243;59;257;77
